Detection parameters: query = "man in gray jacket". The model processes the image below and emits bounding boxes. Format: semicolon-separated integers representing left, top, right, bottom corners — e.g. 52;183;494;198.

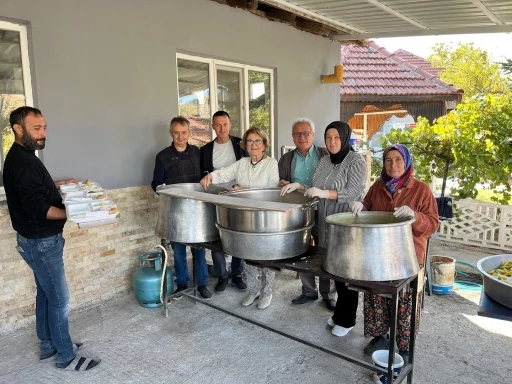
279;118;337;310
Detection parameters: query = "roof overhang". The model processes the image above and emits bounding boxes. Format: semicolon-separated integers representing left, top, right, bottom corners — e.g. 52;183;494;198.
215;0;512;41
341;94;462;102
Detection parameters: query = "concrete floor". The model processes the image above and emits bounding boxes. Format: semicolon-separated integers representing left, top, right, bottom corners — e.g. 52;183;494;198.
0;239;511;384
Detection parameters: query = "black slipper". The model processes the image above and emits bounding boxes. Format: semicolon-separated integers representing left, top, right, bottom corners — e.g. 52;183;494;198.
40;342;83;360
56;355;101;371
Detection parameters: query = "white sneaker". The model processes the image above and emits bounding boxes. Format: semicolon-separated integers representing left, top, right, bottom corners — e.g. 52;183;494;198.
257;294;272;309
241;293;259;307
327;317;335;327
331;325;354;337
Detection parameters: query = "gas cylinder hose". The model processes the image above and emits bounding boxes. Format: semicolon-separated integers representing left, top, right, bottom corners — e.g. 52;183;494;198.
155;244;168;304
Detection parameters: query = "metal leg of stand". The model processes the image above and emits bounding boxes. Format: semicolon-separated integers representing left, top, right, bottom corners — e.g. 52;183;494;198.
160;241;169;318
408;276;419;384
192;248;197;302
425;238;432;297
163;264;169;317
388;291;399;384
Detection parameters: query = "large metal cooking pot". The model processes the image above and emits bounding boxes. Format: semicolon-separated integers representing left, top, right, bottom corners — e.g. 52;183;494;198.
324;212;419;281
216;223;313;260
217;189;318;233
477;254;512;310
155;183;228;242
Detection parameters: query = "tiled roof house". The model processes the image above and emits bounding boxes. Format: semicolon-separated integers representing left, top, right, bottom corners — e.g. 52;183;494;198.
340;41;463;125
393;48;443;77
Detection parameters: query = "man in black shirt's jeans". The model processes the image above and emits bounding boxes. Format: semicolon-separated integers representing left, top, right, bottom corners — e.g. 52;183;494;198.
3;107;100;372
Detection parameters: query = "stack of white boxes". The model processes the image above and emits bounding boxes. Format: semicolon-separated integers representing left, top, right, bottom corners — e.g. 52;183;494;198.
60;180;120;228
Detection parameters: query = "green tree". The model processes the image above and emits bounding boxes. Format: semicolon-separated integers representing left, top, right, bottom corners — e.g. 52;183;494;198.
428;43;510;100
248;71;271;152
1;94;25;161
248;71;270;135
383;93;512;204
502;58;512;75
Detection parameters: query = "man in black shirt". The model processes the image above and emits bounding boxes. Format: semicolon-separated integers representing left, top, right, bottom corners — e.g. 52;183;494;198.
152;116;212;300
3;106;100;372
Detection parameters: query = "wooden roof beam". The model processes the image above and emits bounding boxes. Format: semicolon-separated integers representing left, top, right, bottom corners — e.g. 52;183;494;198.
295;17;326;35
210;0;363;41
211;0;258;11
257;3;296;24
260;0;364;34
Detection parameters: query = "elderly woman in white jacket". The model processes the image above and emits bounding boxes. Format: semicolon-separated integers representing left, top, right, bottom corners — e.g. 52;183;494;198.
200;127;279;309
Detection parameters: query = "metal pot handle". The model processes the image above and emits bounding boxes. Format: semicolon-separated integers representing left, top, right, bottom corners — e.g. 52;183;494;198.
302;197;319;211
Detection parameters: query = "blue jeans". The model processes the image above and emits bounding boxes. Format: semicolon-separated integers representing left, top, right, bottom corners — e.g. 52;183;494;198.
170;242;208;288
211;250;244;279
16;233;75;364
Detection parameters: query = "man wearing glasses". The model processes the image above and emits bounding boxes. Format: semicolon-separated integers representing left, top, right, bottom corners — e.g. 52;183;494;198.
279;118;337;310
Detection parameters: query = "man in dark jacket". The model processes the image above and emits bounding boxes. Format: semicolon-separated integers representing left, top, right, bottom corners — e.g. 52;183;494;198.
3;106;100;371
200;111;247;293
279;118;337;310
152;116;212;300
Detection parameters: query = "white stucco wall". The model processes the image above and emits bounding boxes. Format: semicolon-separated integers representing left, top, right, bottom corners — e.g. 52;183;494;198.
0;0;340;188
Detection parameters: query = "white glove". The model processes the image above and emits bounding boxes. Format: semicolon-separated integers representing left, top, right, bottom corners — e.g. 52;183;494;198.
304;187;329;199
394;206;415;218
349;201;363;216
280;182;301;196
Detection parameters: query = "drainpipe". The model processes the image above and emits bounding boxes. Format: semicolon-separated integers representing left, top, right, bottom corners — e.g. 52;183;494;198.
321;65;344;83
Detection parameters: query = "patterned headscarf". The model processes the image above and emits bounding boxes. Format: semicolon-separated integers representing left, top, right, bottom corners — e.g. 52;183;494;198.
324;121;353;165
381;144;413;195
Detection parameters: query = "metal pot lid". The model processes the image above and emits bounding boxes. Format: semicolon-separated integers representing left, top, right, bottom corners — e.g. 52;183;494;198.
156;183;228;195
325;211;415;228
221;188;318;211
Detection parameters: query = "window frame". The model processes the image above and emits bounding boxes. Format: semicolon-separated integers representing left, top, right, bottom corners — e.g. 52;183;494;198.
0;20;34;191
176;53;275;156
0;20;33;105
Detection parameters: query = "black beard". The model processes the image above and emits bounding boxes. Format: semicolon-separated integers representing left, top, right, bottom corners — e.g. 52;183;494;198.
21;129;45;150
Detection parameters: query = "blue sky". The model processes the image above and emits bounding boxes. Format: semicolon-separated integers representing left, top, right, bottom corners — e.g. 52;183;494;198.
373;33;512;63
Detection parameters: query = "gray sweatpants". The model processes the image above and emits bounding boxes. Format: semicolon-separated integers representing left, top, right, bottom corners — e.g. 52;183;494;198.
300;273;337;300
244;264;276;297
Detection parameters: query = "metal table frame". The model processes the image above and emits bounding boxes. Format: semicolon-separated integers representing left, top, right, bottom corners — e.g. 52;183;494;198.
162;241;419;384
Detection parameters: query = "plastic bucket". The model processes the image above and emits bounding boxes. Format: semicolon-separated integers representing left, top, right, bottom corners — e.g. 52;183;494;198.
371;350;404;384
430;255;456;295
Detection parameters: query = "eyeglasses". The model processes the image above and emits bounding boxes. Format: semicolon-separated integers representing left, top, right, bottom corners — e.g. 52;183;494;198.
246;139;263;146
292;131;313;138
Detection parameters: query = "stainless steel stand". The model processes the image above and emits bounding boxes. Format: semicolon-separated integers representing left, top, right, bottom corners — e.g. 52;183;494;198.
164;242;419;384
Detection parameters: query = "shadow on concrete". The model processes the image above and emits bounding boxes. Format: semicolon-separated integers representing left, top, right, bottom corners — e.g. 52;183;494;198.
0;240;510;384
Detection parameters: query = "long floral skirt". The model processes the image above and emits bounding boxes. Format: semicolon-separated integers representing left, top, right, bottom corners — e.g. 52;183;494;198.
363;290;422;352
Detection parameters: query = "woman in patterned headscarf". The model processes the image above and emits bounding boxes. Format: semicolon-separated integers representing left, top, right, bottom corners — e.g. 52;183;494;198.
349;144;438;364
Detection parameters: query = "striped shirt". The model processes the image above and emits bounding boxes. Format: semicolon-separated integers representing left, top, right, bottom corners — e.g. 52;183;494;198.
311;150;367;247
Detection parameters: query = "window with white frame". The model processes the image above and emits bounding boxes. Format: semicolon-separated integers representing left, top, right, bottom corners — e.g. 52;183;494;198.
0;20;33;174
176;54;274;155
